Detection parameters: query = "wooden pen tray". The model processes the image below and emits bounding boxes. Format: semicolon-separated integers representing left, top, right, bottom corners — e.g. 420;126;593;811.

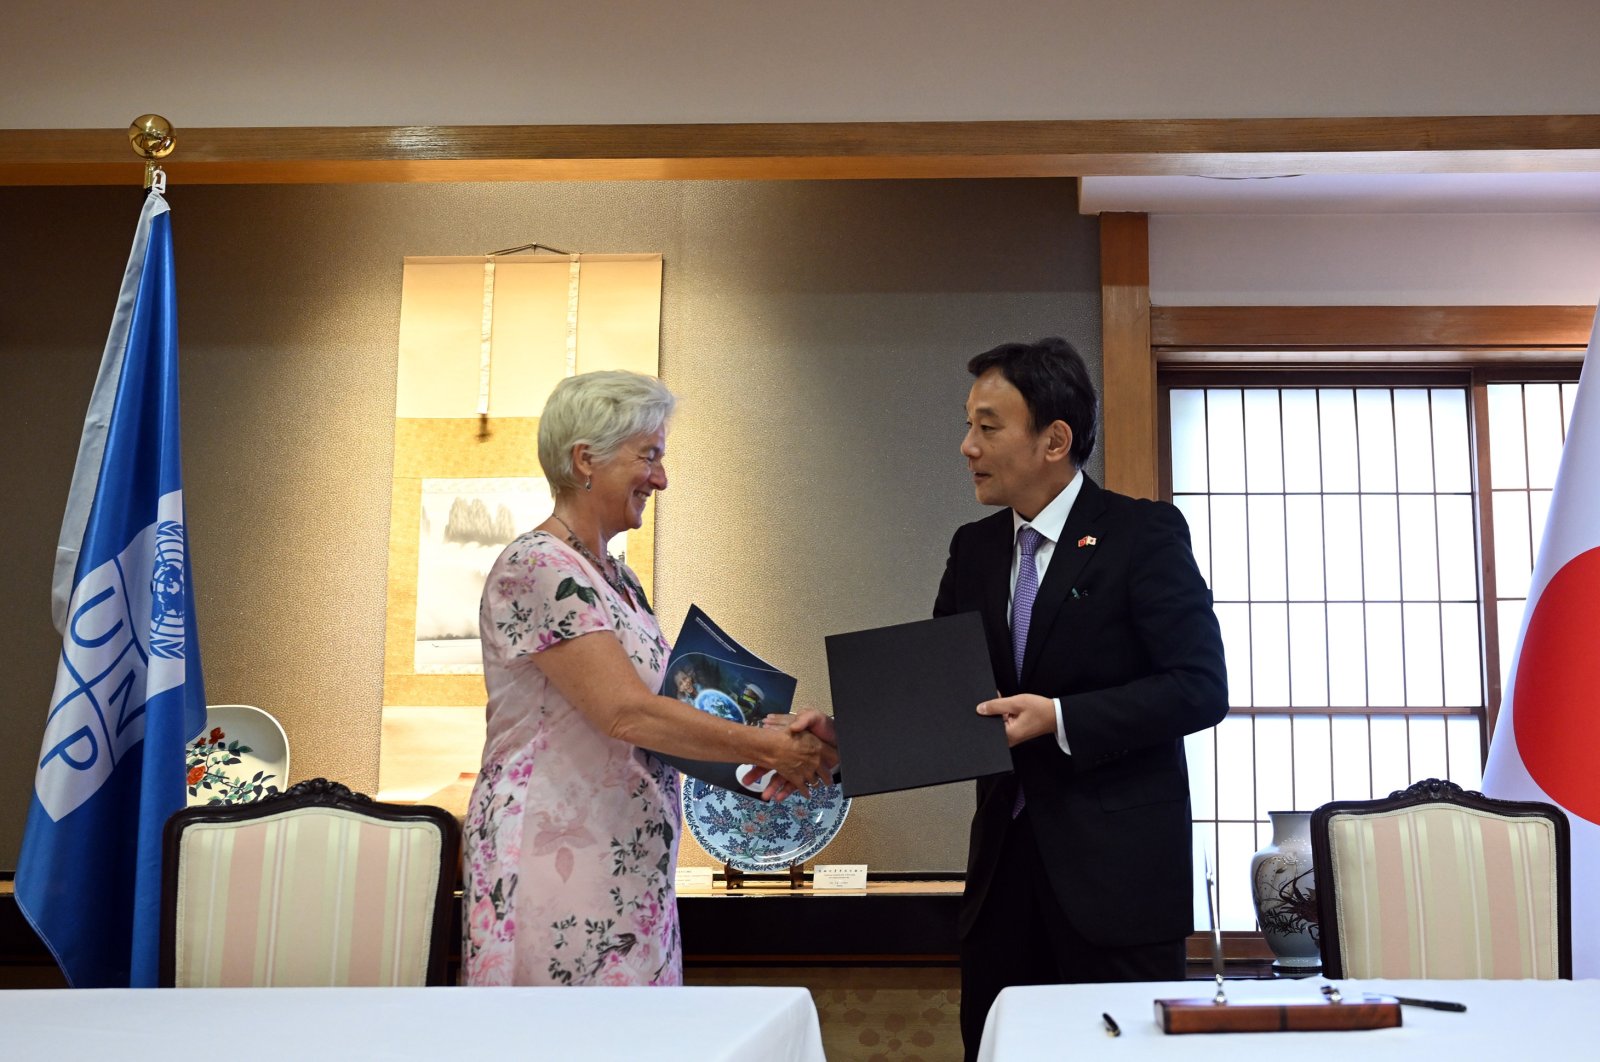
1155;995;1402;1034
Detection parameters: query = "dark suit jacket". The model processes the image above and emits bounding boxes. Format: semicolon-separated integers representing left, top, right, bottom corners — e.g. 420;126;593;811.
934;476;1227;947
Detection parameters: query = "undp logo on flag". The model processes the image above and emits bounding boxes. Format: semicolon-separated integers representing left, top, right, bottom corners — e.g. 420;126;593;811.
150;519;188;659
34;492;190;822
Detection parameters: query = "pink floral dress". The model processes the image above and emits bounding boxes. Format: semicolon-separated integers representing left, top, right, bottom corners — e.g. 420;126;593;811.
462;530;680;986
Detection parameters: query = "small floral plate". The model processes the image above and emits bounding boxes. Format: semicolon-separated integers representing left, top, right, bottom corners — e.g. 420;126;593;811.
186;704;290;806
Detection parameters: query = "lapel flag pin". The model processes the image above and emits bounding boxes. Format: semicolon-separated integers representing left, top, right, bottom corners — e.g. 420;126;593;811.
1078;535;1097;547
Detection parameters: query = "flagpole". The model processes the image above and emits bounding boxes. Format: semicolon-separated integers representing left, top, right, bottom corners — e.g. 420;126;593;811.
128;113;175;189
17;113;205;987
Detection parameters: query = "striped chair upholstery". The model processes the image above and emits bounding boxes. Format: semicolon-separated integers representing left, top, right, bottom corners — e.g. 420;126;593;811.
161;778;459;987
1311;778;1571;980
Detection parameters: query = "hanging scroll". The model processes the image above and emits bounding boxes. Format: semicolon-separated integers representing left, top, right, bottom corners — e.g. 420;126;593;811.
378;253;662;801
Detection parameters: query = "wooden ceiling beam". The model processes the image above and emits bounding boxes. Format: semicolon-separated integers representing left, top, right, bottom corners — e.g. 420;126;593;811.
1152;305;1596;352
5;115;1600;185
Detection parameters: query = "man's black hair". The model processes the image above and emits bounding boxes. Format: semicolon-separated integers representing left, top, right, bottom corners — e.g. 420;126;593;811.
967;336;1098;466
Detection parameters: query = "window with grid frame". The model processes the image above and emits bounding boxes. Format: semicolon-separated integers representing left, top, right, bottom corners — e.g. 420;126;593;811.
1165;374;1578;931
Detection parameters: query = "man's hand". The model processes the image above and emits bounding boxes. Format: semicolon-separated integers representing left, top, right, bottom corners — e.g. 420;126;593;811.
977;694;1055;746
783;709;837;746
742;710;840;801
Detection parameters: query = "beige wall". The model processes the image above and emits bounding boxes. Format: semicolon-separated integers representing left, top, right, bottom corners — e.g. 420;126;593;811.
6;1;1600;128
1151;213;1600;306
0;178;1101;871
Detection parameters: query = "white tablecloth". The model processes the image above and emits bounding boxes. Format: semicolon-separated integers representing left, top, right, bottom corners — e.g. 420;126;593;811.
0;985;826;1062
978;978;1598;1061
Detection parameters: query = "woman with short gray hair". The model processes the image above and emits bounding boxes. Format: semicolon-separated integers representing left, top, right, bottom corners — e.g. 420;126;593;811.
463;370;836;988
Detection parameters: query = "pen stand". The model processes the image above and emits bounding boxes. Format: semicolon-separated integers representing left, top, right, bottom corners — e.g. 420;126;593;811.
1154;994;1402;1034
720;863;806;890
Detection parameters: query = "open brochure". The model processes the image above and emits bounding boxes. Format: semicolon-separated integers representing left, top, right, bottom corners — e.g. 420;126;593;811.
648;605;797;794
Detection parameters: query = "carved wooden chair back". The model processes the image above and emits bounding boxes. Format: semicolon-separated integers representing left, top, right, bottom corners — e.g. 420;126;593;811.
1310;778;1571;979
160;778;460;987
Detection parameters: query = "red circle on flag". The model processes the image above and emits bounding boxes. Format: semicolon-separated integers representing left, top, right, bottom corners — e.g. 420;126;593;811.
1514;545;1600;825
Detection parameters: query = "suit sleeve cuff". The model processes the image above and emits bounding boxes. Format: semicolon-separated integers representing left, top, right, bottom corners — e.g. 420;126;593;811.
1054;698;1071;755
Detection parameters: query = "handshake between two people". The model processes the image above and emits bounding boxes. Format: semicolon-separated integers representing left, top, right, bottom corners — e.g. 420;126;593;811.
730;691;1049;803
737;710;840;803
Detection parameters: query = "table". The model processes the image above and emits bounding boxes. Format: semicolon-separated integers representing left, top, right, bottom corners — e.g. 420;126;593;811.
0;985;826;1061
678;877;963;959
978;978;1598;1061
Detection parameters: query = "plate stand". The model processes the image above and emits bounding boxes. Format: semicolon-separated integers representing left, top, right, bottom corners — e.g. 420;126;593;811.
720;863;806;889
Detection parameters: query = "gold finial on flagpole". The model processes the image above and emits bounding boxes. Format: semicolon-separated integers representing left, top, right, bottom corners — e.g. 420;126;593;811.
128;114;176;190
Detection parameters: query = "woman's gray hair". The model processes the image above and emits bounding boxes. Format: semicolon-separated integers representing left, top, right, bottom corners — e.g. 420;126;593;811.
537;370;677;496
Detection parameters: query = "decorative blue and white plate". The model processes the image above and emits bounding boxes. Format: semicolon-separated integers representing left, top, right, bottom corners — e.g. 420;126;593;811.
682;776;850;871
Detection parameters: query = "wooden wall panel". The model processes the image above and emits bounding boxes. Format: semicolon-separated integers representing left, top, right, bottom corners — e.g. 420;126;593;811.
1100;213;1157;500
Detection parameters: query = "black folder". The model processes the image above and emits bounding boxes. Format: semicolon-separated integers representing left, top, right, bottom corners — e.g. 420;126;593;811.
824;611;1013;798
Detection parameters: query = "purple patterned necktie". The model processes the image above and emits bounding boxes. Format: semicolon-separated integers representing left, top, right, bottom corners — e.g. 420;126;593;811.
1010;525;1043;817
1011;525;1043;679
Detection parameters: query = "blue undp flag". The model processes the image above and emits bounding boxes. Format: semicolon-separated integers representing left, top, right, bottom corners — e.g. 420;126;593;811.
15;189;206;987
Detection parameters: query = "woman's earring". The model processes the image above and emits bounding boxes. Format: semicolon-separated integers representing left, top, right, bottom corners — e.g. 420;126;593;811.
584;478;592;491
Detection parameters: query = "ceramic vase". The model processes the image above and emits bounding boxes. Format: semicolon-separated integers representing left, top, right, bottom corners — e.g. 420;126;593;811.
1250;810;1320;970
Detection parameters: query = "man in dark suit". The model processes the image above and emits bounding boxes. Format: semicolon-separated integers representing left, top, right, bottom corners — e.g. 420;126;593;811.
941;337;1227;1060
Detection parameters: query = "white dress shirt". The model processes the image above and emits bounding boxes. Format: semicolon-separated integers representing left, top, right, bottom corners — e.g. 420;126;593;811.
1009;470;1083;755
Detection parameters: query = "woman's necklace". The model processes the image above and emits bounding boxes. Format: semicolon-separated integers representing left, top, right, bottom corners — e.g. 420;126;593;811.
550;513;635;606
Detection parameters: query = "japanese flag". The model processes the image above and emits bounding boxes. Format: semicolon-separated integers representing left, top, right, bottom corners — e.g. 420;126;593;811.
1483;305;1600;979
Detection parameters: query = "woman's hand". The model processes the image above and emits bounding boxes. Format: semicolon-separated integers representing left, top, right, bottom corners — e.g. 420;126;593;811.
742;710;844;799
744;710;841;800
756;709;842;799
747;720;838;802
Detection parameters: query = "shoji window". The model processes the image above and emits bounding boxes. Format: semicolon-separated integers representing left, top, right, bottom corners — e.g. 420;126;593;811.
1170;381;1494;929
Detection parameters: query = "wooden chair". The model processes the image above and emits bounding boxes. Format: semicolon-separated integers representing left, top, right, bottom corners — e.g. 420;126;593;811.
160;777;460;986
1311;777;1571;979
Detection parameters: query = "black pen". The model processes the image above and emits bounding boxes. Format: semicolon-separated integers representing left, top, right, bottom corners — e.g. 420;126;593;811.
1395;996;1467;1012
1102;1012;1121;1037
